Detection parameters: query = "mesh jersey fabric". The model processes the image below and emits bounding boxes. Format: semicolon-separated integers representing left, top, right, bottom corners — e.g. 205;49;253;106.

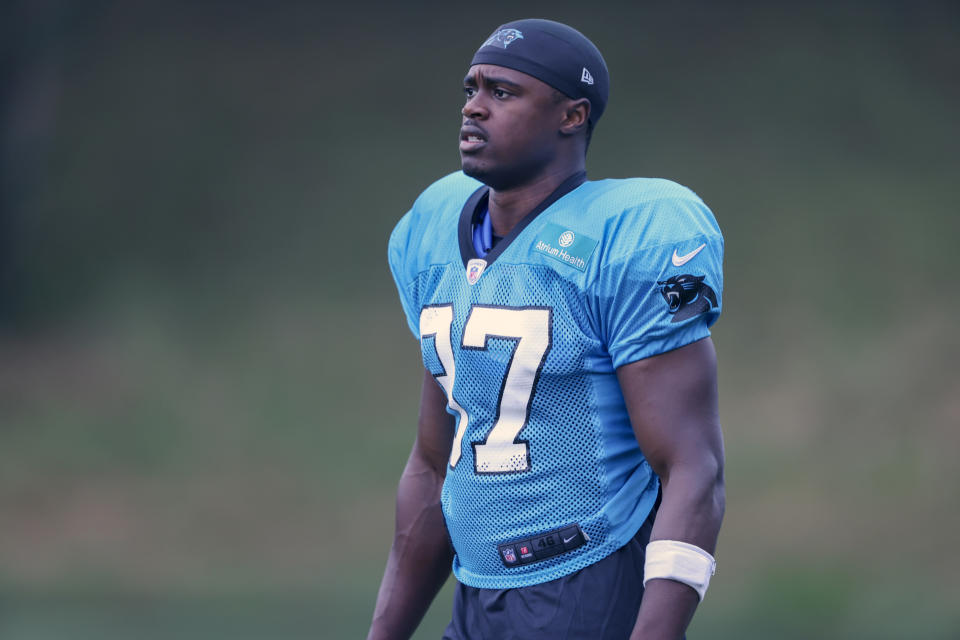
388;171;724;589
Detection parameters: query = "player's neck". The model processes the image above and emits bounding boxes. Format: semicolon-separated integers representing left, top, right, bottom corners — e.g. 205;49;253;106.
488;164;585;237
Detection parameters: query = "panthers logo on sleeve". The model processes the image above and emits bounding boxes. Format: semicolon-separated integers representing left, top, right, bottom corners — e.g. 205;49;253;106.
658;274;718;323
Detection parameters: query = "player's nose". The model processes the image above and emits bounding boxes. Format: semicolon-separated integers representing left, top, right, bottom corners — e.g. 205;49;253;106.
462;93;488;119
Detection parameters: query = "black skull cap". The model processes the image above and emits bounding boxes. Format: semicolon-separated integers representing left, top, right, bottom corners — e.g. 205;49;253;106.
470;19;610;127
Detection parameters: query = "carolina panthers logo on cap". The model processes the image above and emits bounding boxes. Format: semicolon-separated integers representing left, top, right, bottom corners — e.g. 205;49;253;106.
482;28;524;49
658;274;718;323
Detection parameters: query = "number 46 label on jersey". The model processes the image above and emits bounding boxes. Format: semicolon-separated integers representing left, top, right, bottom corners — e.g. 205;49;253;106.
419;304;552;474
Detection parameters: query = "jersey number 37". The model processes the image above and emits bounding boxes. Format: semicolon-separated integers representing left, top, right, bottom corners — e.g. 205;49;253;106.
420;304;553;475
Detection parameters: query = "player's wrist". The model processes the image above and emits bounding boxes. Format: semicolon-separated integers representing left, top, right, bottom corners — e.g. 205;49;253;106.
643;539;716;601
630;577;701;640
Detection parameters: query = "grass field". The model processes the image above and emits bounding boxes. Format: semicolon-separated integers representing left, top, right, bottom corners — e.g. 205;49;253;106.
2;2;959;638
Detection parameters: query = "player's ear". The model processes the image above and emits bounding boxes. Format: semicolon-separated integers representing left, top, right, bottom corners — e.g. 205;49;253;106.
559;98;590;137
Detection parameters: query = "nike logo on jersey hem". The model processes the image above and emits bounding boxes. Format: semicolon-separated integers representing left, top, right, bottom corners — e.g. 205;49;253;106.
671;243;706;267
562;535;577;544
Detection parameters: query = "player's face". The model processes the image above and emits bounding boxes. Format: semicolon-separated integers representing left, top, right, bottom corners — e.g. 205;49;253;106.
460;64;568;190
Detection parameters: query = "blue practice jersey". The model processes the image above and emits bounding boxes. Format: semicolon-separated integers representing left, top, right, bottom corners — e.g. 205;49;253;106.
388;171;723;589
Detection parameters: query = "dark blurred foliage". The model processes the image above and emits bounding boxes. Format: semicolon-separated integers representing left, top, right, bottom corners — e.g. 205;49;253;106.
4;0;955;329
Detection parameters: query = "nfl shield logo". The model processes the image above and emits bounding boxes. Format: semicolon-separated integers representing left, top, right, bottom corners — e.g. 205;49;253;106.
502;547;517;563
466;258;487;285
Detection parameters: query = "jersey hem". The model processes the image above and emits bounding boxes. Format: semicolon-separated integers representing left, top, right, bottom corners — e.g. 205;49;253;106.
452;536;630;590
451;475;661;590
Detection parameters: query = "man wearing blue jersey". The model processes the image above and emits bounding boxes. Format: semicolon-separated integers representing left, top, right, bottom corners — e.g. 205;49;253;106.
369;19;724;640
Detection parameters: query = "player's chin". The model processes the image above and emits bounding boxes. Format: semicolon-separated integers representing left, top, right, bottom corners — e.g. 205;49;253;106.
460;156;489;181
463;161;524;191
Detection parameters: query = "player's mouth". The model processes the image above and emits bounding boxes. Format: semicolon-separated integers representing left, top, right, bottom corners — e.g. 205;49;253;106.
459;126;487;152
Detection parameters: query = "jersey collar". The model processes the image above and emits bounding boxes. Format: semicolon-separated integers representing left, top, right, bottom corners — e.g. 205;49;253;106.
458;171;587;268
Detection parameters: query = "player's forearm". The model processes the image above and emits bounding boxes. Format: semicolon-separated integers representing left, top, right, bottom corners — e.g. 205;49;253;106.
630;458;725;639
368;457;453;640
648;458;725;552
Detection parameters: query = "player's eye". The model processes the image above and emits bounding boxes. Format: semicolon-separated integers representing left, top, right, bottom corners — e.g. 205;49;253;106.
493;88;510;99
463;87;476;99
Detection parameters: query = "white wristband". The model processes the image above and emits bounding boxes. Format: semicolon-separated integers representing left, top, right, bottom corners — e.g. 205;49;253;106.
643;539;716;601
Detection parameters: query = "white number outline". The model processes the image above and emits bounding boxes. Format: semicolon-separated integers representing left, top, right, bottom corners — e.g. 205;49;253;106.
419;303;553;474
419;304;470;468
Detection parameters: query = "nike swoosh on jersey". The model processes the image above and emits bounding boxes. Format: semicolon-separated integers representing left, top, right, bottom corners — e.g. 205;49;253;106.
671;243;706;267
562;535;577;544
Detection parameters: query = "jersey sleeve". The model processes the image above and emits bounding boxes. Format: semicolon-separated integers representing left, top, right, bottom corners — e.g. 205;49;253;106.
387;210;421;338
387;172;483;340
590;195;724;369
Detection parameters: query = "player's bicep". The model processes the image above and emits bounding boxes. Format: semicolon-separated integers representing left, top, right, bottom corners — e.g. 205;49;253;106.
411;367;455;475
615;337;722;477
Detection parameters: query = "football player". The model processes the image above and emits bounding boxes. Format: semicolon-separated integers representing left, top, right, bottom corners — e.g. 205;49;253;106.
369;19;725;640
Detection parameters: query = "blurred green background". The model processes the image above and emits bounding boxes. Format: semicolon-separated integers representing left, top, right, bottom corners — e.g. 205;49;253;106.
2;1;958;638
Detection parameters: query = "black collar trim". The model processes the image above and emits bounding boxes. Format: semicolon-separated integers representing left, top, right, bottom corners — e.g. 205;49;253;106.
457;171;587;268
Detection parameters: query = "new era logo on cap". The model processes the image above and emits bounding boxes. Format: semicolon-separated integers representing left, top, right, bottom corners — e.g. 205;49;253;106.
581;67;594;85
